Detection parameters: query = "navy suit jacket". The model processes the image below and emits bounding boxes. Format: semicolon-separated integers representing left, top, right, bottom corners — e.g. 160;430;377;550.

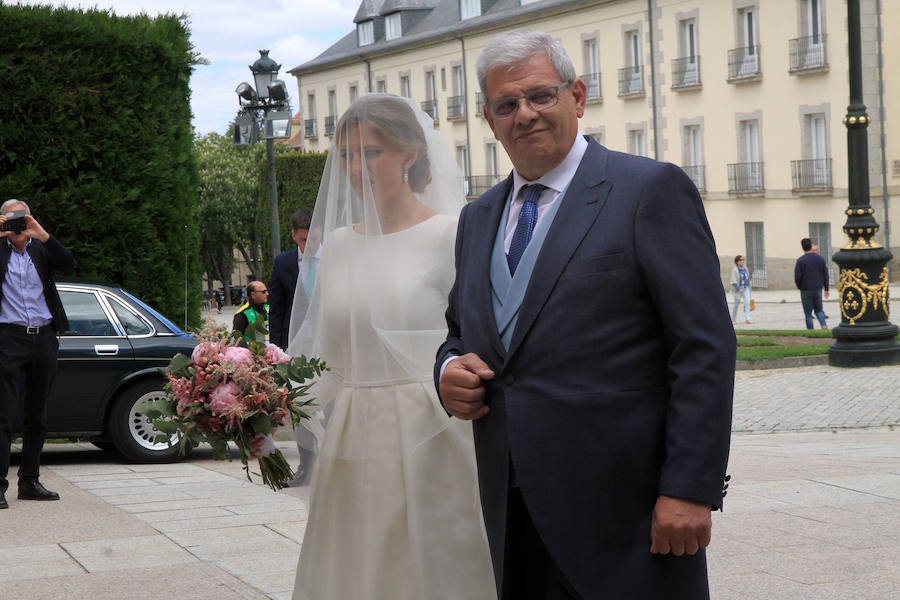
435;139;735;599
0;235;75;333
268;247;299;350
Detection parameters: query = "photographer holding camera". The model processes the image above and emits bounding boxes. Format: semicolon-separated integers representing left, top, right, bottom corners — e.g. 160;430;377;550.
0;199;75;509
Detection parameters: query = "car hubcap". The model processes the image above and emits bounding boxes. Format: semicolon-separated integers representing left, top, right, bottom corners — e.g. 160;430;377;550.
129;390;180;451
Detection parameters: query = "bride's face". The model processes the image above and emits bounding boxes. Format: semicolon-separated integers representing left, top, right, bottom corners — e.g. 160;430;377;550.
340;124;412;201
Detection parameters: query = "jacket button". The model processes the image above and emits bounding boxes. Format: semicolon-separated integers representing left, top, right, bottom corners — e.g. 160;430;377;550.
504;374;516;385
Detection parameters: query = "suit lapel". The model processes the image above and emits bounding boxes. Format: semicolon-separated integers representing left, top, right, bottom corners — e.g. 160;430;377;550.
505;141;613;361
472;176;513;361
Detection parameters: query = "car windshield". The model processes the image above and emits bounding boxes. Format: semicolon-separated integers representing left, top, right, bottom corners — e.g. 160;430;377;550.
120;290;185;334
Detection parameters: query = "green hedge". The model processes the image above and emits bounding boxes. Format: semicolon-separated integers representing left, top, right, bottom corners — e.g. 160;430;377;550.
257;150;328;280
0;5;202;327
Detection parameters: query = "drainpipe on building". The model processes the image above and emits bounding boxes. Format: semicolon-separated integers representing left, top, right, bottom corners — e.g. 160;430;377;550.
647;0;660;161
365;59;372;92
876;0;891;273
456;34;473;190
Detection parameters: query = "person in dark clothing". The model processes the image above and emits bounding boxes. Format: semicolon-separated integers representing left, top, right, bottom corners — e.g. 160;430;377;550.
0;199;75;509
233;281;269;339
794;238;830;329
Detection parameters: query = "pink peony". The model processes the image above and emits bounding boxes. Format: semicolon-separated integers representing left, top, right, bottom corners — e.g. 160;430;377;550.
208;381;241;416
264;343;290;364
191;341;221;365
221;346;253;368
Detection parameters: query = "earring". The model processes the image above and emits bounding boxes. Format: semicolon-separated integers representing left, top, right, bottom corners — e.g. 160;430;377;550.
402;165;410;183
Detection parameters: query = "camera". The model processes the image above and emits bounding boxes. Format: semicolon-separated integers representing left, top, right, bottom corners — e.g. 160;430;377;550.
1;209;26;234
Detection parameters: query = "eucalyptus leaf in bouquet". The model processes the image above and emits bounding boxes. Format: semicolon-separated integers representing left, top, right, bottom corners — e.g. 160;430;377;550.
139;319;326;491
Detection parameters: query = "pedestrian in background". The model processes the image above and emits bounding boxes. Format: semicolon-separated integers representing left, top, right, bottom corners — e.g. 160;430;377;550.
795;237;830;330
730;255;752;324
233;281;269;340
0;199;75;509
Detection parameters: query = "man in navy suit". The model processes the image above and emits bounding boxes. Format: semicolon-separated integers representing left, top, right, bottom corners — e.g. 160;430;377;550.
268;209;311;350
268;209;314;485
435;30;735;599
0;199;75;509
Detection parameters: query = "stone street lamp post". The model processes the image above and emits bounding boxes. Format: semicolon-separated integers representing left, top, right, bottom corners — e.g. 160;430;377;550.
233;50;293;258
828;0;900;366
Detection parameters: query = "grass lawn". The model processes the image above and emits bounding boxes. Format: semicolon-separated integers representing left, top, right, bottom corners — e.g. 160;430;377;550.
735;329;832;361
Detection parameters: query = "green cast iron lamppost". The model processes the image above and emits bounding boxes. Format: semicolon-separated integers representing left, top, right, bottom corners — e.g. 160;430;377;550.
828;0;900;366
233;50;293;257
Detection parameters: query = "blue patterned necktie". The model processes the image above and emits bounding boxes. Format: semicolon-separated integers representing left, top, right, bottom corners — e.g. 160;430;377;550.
507;184;547;275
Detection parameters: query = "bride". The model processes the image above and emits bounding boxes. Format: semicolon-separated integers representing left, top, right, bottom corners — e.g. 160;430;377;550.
287;94;496;599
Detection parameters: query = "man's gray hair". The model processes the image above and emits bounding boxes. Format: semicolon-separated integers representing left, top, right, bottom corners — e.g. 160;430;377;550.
476;29;577;98
1;199;30;214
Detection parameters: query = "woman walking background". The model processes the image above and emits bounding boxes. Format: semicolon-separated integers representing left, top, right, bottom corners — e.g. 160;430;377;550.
730;255;752;324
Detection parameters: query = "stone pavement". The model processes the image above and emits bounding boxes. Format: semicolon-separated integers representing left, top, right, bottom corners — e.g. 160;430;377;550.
1;302;898;599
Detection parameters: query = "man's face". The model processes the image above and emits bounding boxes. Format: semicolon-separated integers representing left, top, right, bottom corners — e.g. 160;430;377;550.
249;285;269;305
292;228;309;253
484;54;586;180
3;202;28;249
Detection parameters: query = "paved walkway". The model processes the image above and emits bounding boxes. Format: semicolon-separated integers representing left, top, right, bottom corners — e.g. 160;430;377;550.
1;299;898;599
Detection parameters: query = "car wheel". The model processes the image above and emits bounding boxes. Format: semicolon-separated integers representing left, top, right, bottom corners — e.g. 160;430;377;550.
108;379;187;463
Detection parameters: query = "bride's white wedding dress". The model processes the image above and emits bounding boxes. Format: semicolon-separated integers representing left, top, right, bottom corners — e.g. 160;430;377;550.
292;214;496;600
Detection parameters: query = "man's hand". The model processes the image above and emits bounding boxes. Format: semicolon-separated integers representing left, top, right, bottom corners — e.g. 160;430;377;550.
824;290;830;299
439;353;494;420
0;213;8;238
650;495;712;556
21;215;50;242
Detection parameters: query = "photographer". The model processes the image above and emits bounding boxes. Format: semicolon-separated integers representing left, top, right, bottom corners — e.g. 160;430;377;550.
0;199;75;509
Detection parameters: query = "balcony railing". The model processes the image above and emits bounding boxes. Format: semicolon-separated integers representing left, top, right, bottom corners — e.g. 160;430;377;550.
324;115;336;137
789;35;828;72
792;158;832;191
617;65;645;97
671;56;701;89
727;45;761;81
467;175;502;197
728;162;765;193
421;99;438;121
580;72;602;101
475;92;485;117
447;95;466;120
681;165;706;193
304;118;317;139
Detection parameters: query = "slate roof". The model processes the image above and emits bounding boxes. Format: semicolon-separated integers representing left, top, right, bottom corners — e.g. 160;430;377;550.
290;0;594;75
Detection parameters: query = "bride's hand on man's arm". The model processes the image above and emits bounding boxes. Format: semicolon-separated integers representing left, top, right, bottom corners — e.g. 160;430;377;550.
439;353;494;420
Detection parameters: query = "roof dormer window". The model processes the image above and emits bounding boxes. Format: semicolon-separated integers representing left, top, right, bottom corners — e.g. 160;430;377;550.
461;0;481;20
358;20;374;46
385;13;402;40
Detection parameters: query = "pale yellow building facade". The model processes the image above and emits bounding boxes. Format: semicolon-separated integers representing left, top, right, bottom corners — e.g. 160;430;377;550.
290;0;899;289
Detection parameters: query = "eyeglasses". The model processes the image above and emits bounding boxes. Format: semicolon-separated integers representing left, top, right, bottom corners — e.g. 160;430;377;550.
485;81;572;120
252;289;269;294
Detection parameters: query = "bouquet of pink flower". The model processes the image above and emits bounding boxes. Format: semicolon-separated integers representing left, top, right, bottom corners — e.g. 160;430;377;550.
140;319;326;491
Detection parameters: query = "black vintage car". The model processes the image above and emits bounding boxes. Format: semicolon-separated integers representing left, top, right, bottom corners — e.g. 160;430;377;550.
15;283;198;462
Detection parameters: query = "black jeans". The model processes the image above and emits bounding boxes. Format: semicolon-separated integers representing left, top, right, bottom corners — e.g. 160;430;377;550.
502;487;581;600
0;327;59;493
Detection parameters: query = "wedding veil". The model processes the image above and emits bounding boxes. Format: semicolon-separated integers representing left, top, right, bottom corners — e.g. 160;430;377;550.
285;93;467;445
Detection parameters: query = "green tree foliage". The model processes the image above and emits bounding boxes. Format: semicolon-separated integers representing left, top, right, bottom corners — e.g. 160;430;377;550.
256;150;327;280
0;4;202;327
195;131;264;301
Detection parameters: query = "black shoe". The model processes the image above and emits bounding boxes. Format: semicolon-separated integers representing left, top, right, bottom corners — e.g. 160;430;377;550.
18;479;60;501
0;491;7;509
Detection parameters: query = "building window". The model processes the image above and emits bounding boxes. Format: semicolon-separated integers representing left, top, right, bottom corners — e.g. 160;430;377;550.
385;13;401;40
461;0;480;20
682;125;705;192
457;145;470;195
729;119;763;193
305;93;317;138
729;7;760;80
349;84;358;103
325;90;337;136
376;78;386;93
448;65;466;120
791;0;827;72
793;113;831;190
628;127;646;157
421;70;438;120
673;19;700;88
357;20;374;46
744;222;767;288
400;75;411;98
809;222;834;284
582;38;601;101
619;30;644;96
